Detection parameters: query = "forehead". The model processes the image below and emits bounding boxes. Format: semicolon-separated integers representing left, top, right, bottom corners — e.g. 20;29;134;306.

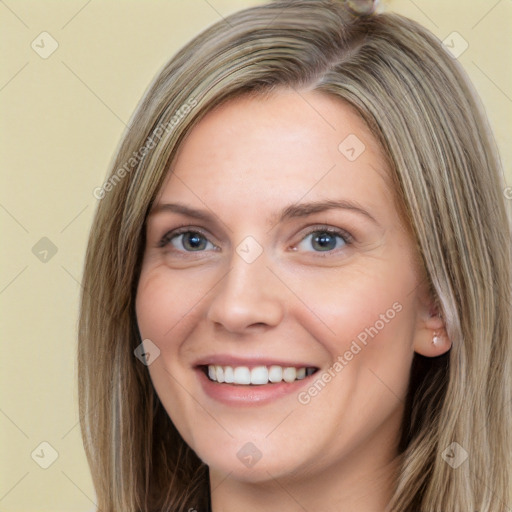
158;89;394;218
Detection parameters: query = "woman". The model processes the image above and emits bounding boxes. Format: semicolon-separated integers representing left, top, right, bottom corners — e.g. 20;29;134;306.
79;0;512;510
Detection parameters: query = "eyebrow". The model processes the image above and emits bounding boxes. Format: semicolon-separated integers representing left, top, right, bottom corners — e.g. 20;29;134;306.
276;199;379;225
150;199;379;226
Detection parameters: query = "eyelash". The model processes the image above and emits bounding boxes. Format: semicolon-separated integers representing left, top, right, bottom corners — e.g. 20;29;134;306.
294;225;354;254
157;225;354;254
157;226;214;250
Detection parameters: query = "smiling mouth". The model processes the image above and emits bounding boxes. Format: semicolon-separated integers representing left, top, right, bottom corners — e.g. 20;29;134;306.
200;364;319;385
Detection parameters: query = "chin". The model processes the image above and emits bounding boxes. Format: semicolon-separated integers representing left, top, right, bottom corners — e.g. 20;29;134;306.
188;429;317;484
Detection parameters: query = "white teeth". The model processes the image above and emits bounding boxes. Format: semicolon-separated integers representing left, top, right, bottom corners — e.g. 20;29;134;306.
251;366;269;385
233;366;251;385
224;366;234;383
206;364;315;385
268;365;283;383
283;367;297;383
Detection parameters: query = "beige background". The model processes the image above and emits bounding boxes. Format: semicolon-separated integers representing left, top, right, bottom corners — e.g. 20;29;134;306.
1;0;510;510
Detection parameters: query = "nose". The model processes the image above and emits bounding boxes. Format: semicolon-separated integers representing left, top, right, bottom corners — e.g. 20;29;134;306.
206;251;285;333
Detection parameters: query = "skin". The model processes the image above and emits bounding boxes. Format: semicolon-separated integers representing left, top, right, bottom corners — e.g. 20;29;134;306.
136;89;450;512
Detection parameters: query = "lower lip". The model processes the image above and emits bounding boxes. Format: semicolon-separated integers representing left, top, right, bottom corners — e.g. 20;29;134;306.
196;369;314;406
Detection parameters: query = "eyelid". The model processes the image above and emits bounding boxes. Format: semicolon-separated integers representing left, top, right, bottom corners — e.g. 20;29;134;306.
157;226;219;249
294;224;354;245
285;225;354;258
156;224;354;253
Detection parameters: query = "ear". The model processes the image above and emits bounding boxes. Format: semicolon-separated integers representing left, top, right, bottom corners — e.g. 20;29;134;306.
413;284;452;357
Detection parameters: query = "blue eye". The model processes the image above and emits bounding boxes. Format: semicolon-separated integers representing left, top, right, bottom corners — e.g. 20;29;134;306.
158;227;351;254
297;230;349;252
161;230;215;252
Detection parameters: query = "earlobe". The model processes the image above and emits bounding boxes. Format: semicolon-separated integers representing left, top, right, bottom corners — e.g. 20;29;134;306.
414;316;452;358
428;328;451;355
413;295;452;357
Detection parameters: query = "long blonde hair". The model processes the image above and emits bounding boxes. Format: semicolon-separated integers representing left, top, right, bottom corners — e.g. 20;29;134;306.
78;1;512;510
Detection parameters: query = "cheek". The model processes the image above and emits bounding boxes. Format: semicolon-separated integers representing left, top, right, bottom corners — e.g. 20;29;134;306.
283;261;419;406
135;267;210;442
136;266;210;341
283;261;418;348
291;271;418;436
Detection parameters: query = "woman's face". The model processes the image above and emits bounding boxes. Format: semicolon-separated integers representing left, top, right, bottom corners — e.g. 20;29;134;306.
136;90;441;486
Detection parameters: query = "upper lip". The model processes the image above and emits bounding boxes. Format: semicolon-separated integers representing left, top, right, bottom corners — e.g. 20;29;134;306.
193;354;318;369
